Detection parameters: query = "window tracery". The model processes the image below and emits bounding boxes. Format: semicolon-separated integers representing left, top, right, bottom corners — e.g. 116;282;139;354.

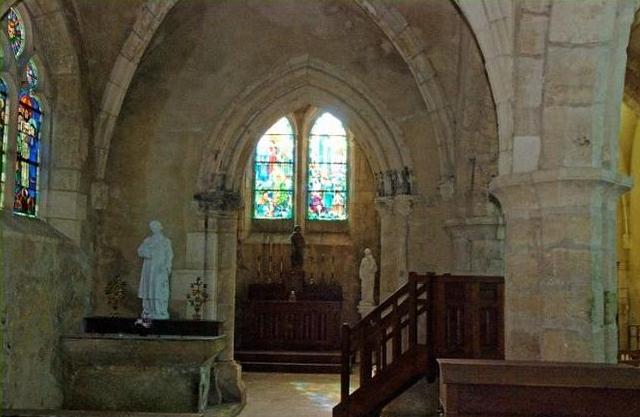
252;111;350;224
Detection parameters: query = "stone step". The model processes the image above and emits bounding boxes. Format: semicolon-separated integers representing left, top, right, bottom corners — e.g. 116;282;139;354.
3;405;244;417
235;349;341;364
2;410;204;417
239;361;341;373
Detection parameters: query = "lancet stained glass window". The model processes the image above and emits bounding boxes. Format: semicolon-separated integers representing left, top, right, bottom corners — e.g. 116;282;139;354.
26;60;38;90
0;79;8;205
7;8;25;58
307;113;348;220
14;89;41;216
253;117;295;219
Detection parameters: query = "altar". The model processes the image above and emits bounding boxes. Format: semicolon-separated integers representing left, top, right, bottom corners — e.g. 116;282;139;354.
240;281;342;350
62;331;226;413
237;281;343;373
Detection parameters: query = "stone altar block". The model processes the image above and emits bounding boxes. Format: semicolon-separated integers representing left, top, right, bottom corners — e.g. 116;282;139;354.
62;334;226;413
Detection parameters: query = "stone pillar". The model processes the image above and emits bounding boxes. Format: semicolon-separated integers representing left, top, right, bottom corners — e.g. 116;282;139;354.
195;190;245;404
375;195;415;300
445;216;504;275
491;169;630;363
618;260;630;351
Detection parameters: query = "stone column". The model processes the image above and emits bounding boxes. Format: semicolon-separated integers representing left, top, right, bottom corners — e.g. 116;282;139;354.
445;216;504;275
375;195;415;300
196;190;245;404
491;169;630;363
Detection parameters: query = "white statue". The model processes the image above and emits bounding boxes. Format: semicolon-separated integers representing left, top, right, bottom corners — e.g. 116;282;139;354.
359;248;377;306
138;220;173;320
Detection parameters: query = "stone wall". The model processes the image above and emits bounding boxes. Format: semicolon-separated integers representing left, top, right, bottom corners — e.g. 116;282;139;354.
2;214;91;409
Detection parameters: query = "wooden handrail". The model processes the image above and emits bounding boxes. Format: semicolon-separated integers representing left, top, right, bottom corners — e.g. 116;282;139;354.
334;272;504;417
338;273;435;411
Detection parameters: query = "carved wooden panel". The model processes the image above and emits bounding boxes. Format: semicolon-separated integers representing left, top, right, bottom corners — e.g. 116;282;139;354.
241;300;342;350
434;275;504;359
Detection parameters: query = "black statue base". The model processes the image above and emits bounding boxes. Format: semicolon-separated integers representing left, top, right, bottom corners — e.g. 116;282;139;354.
84;316;221;337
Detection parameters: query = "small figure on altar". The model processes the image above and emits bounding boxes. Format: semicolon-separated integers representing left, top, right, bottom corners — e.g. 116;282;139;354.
290;225;305;271
137;220;173;320
359;248;377;306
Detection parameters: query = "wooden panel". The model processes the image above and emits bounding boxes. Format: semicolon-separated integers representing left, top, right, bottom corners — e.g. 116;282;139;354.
242;300;342;350
434;275;504;359
439;359;640;417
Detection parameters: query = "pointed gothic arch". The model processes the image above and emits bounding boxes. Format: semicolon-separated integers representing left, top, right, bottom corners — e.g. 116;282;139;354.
197;56;416;194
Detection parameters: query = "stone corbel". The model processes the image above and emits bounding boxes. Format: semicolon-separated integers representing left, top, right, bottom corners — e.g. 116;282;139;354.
194;190;242;213
444;216;505;275
393;194;415;218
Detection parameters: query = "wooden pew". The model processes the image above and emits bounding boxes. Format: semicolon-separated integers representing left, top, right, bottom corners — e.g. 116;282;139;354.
439;359;640;417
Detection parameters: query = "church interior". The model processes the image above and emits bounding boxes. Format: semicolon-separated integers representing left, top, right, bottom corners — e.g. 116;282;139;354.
2;1;640;416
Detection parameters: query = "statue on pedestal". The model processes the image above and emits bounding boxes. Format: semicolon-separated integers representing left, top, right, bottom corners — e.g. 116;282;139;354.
138;220;173;320
359;248;377;306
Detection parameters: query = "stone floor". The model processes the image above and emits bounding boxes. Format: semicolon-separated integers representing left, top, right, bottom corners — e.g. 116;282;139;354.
237;372;342;417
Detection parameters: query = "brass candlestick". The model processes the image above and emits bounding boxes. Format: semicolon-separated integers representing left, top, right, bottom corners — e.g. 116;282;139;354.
186;276;209;320
105;274;126;317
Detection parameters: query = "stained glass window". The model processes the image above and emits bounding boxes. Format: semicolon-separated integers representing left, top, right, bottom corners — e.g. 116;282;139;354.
14;91;41;216
26;60;38;90
0;78;8;206
253;117;295;219
307;113;348;220
6;8;25;59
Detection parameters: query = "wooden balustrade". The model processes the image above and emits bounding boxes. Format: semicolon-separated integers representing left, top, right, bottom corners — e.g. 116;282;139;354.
334;272;504;417
335;273;436;417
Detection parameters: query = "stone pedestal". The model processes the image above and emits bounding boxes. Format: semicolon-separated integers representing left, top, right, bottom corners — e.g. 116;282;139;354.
62;334;226;413
491;169;631;362
357;302;376;318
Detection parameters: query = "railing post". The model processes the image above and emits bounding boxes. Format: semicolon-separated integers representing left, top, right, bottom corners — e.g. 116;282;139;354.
426;274;436;379
409;273;418;348
392;302;401;361
360;327;372;384
340;323;351;406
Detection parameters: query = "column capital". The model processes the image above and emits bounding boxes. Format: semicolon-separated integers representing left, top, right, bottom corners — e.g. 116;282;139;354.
194;190;242;213
374;196;394;216
489;168;632;213
374;194;422;218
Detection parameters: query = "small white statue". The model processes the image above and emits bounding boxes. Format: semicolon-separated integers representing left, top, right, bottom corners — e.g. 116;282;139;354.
137;220;173;320
359;248;377;306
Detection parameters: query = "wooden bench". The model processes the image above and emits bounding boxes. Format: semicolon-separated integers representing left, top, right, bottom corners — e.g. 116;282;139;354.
439;359;640;417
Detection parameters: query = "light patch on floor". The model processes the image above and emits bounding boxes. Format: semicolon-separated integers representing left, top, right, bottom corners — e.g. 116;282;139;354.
237;372;341;417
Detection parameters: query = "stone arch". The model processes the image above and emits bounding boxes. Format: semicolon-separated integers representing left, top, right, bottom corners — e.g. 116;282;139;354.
197;56;414;194
93;0;459;191
355;0;456;182
454;0;514;174
92;0;178;183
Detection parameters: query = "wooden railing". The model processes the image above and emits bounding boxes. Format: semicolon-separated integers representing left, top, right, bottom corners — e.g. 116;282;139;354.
335;273;436;417
334;272;504;417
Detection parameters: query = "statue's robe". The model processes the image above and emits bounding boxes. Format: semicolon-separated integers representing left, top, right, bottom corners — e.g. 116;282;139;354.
138;233;173;319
